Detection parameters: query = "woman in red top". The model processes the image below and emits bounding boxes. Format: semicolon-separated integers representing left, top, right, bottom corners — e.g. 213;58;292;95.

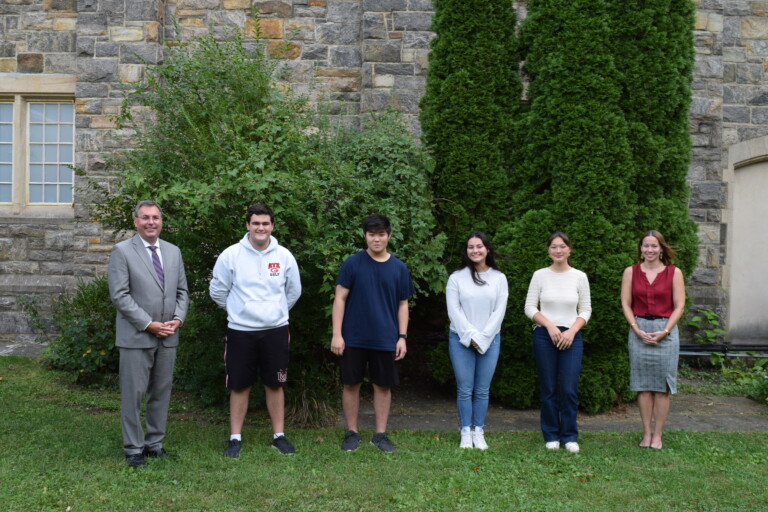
620;231;686;450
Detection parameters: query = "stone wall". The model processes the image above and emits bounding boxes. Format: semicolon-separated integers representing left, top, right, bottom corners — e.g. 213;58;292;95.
2;0;767;344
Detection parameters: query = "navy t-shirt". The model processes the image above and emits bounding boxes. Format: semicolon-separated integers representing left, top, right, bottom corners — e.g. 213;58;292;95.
337;250;415;351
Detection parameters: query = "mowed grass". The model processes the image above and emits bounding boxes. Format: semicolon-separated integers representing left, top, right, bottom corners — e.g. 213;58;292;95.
1;356;767;512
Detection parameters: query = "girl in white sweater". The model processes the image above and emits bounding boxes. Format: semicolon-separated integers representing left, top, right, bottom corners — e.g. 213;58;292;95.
524;232;591;453
446;232;508;450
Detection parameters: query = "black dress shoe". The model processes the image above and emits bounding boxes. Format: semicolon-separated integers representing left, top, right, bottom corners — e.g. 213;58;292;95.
143;447;176;459
125;453;147;468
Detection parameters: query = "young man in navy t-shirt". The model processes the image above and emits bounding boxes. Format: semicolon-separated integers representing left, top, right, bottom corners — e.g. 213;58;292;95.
330;214;415;453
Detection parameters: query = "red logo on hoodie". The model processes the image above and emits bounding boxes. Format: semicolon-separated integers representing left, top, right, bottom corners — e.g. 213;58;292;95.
268;262;281;276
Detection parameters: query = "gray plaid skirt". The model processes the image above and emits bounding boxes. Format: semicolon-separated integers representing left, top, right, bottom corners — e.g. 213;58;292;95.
628;317;678;394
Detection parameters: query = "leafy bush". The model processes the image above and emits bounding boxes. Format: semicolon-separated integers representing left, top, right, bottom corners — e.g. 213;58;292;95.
30;277;118;384
83;26;445;419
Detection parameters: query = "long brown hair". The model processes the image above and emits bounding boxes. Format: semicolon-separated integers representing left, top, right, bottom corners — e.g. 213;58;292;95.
637;230;676;265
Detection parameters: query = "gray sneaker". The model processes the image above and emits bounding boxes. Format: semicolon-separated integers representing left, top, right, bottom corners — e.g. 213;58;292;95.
370;432;395;453
271;435;296;455
341;430;361;451
224;439;241;458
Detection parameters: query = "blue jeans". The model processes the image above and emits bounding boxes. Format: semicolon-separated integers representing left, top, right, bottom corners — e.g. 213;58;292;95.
532;326;583;443
448;330;500;429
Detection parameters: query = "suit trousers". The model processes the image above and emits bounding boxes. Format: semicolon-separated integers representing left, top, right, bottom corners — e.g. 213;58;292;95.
119;345;176;455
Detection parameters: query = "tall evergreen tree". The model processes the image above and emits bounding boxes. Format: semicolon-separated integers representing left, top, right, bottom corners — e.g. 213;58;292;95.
419;0;521;248
610;0;699;276
496;0;637;411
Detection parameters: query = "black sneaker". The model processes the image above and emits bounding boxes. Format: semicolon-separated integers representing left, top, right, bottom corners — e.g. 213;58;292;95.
271;435;296;455
143;447;176;459
125;453;146;468
224;439;242;458
370;432;395;453
341;430;361;452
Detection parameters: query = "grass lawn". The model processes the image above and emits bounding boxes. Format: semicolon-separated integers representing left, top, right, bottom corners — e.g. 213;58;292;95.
1;356;767;512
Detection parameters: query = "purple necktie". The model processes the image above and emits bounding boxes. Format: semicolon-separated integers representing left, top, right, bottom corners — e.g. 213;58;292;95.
148;246;165;288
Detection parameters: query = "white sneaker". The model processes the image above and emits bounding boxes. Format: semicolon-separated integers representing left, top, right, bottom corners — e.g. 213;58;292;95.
459;427;473;449
565;442;580;453
545;441;560;450
472;428;488;450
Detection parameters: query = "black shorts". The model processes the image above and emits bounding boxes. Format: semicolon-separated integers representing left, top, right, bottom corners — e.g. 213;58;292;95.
224;326;289;390
340;346;399;387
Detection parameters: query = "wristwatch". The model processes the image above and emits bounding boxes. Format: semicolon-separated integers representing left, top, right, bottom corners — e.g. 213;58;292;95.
398;333;408;339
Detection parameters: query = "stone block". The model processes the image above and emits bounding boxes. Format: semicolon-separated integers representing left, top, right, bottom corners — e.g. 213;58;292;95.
118;63;143;83
363;40;400;62
735;63;762;84
110;27;143;42
0;59;15;72
75;36;94;56
28;250;65;262
753;1;768;16
722;2;750;16
327;1;361;23
0;297;16;311
76;13;108;36
177;0;219;8
723;85;750;104
75;82;109;98
690;182;724;209
362;0;406;11
741;17;768;39
689;268;720;286
260;18;284;39
44;53;76;73
392;11;433;31
125;0;163;21
315;66;358;77
317;23;361;45
723;63;736;82
77;58;118;83
373;62;413;75
45;0;77;11
403;31;433;49
254;1;293;16
100;0;125;13
373;73;394;87
329;76;360;92
120;43;162;64
394;75;425;89
723;105;749;123
27;32;76;53
0;41;15;58
295;6;327;17
391;89;421;114
695;55;723;79
17;53;44;73
302;44;328;60
361;89;391;112
53;17;77;31
224;0;251;8
410;0;432;10
696;12;723;32
20;13;54;31
309;0;327;5
209;10;246;28
0;262;39;275
266;41;300;59
330;46;361;67
95;42;119;57
362;13;387;39
285;19;315;40
751;106;768;124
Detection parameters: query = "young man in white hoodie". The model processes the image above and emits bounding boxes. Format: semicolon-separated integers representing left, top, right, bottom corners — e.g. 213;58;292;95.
210;204;302;457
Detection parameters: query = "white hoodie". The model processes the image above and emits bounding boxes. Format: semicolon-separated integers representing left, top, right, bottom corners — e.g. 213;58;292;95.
209;234;301;331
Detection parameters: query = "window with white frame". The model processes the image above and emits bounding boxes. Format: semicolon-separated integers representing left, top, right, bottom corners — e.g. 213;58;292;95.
0;98;75;208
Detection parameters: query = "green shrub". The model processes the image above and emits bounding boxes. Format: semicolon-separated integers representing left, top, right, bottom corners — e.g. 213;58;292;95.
35;277;118;384
84;26;445;417
419;0;521;250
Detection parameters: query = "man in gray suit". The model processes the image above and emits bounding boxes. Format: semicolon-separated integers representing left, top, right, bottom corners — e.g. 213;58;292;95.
108;200;189;468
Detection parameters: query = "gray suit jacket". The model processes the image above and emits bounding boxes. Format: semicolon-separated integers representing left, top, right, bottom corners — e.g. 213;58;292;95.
108;234;189;349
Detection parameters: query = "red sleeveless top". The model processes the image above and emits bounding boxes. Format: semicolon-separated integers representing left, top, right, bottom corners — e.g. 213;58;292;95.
631;264;676;318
